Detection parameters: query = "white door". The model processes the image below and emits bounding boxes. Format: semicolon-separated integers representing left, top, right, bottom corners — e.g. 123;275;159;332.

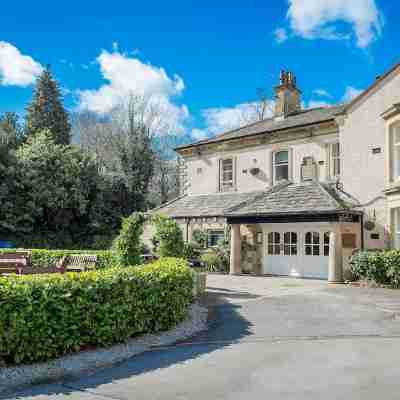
263;226;331;279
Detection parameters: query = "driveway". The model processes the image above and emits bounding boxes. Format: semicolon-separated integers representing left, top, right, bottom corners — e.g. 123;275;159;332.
6;274;400;400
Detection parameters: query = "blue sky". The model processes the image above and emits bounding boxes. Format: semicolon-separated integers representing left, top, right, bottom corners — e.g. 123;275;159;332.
0;0;398;140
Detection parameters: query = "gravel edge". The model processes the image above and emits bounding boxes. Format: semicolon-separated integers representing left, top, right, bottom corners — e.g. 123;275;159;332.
0;302;208;395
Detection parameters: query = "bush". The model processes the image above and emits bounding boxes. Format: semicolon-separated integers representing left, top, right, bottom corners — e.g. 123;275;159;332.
0;257;193;366
350;250;400;286
201;251;222;272
152;214;185;258
0;249;116;269
113;213;146;266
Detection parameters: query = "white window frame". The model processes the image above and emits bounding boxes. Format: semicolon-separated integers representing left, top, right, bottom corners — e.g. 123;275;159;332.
329;142;340;180
272;149;290;184
219;157;236;192
207;230;225;248
390;123;400;182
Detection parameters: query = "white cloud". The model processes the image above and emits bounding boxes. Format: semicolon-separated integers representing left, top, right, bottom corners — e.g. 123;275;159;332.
0;42;43;87
191;128;209;141
78;50;188;134
284;0;383;48
200;101;274;137
274;28;289;43
342;85;363;102
308;100;332;109
313;88;332;98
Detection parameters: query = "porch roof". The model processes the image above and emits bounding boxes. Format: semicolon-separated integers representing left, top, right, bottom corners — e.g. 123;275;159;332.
154;181;357;219
225;181;351;217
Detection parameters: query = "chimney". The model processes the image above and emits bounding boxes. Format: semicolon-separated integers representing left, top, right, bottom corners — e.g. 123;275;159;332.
274;70;301;117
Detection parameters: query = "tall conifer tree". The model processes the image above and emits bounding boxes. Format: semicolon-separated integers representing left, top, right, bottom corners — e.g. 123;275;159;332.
25;67;71;145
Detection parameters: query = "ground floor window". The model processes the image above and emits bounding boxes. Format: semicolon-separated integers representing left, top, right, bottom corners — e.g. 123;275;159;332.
283;232;297;255
394;208;400;249
267;232;281;255
207;230;225;247
305;232;320;256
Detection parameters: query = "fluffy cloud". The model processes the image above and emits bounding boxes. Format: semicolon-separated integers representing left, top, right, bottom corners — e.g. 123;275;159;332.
282;0;383;48
274;28;289;44
200;101;273;138
191;128;209;141
78;50;188;134
342;85;363;102
0;42;43;86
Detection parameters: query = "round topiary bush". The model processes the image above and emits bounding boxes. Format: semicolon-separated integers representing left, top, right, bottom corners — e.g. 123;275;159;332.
0;257;193;366
152;214;185;258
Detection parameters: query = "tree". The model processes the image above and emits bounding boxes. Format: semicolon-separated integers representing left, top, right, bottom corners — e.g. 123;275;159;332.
152;214;185;258
25;67;71;145
0;112;22;149
15;129;100;244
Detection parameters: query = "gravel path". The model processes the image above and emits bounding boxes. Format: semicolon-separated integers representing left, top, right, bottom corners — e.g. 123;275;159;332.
0;302;208;396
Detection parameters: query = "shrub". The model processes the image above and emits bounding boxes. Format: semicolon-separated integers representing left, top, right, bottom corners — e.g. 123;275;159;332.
113;213;146;266
350;250;400;286
0;257;193;366
201;251;221;272
183;242;198;259
0;249;116;269
191;229;207;248
152;214;185;258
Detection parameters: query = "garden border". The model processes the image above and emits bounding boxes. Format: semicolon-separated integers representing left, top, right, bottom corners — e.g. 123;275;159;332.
0;302;208;396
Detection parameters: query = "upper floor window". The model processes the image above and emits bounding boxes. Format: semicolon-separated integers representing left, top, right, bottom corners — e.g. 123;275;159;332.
391;124;400;182
273;150;289;183
329;142;340;179
219;158;235;191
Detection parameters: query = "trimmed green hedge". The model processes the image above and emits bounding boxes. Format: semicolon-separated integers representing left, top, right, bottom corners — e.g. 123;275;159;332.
0;249;117;269
350;250;400;287
0;257;193;366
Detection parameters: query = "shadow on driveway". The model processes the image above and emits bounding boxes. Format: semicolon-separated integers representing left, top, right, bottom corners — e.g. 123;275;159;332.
6;290;253;400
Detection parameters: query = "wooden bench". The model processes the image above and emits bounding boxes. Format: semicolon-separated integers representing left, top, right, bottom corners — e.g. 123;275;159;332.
0;251;31;275
56;255;97;272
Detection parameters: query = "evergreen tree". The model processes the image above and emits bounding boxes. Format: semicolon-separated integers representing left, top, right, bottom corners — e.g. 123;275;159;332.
25;67;71;145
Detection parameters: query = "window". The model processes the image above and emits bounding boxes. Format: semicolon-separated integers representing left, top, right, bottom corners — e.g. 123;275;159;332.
207;230;225;247
330;142;340;178
323;232;330;256
267;232;281;255
394;208;400;249
273;150;289;183
305;232;320;256
391;124;400;181
283;232;298;255
220;158;234;191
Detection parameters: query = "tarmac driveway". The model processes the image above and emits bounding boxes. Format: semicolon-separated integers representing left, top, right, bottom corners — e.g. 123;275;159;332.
6;274;400;400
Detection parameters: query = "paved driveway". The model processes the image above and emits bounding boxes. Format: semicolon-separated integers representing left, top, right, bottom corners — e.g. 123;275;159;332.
6;274;400;400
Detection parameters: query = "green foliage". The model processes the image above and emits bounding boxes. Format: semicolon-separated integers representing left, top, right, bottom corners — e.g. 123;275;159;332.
113;213;146;266
350;250;400;286
201;251;221;272
152;214;185;258
183;242;198;259
191;229;207;248
0;249;116;269
25;67;71;145
0;257;193;366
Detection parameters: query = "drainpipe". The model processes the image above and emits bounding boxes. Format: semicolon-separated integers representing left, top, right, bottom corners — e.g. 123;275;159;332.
186;218;190;242
360;213;365;250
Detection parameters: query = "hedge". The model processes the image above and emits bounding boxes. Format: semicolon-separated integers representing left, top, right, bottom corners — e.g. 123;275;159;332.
350;250;400;287
0;257;193;366
0;249;117;269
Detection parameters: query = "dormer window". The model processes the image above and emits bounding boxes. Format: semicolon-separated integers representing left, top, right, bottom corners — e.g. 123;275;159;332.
273;150;289;183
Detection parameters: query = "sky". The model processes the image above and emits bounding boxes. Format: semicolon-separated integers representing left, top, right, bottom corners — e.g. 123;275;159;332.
0;0;398;141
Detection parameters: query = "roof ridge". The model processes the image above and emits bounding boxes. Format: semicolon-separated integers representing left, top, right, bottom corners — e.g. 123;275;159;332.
149;194;187;213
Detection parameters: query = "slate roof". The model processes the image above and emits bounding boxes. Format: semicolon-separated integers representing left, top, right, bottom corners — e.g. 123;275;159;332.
154;191;265;218
155;181;353;219
225;181;349;217
176;104;346;150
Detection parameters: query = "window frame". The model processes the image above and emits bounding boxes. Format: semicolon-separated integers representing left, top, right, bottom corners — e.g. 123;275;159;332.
219;157;236;192
272;149;290;184
329;142;341;180
390;123;400;182
207;229;225;248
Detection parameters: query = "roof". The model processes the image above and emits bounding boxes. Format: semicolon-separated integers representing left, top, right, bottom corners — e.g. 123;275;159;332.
176;104;346;150
154;191;265;218
154;181;354;219
226;181;349;217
